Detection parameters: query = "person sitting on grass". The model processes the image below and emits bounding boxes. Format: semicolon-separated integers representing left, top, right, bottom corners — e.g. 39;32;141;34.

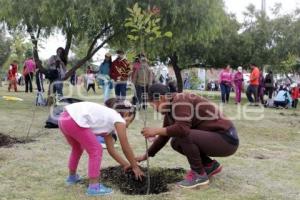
273;86;292;109
58;99;144;196
136;83;239;189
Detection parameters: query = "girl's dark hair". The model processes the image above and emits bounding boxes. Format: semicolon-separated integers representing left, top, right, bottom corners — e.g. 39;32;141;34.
105;98;136;118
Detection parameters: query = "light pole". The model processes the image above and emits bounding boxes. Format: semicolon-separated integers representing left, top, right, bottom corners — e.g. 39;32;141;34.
261;0;266;14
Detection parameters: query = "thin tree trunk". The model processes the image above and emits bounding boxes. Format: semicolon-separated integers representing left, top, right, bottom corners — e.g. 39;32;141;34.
0;67;2;87
63;34;114;80
170;52;183;93
64;29;73;65
27;26;47;74
28;25;113;84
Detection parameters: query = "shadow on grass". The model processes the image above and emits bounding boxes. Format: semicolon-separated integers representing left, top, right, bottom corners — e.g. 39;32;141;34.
81;166;186;195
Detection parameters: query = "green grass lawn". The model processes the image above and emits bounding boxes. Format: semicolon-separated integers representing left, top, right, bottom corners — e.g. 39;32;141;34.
0;83;299;200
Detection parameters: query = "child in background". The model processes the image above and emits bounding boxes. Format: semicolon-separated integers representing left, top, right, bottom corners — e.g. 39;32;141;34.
86;66;96;93
291;83;299;109
58;99;144;196
7;61;18;92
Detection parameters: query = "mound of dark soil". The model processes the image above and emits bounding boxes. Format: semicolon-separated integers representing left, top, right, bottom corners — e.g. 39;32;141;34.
0;133;32;148
83;166;185;195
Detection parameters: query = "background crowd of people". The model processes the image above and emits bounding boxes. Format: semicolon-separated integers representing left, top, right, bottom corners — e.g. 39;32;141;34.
217;63;300;109
4;48;300;110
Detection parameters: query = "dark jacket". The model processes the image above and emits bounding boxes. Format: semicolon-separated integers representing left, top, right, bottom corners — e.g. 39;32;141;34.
148;92;233;157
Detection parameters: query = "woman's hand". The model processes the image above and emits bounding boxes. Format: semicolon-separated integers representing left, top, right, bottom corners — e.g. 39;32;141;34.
141;127;159;138
132;166;144;181
141;127;167;138
136;154;147;162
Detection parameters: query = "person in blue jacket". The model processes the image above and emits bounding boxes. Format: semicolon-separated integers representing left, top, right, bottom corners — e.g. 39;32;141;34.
274;86;292;108
97;53;113;102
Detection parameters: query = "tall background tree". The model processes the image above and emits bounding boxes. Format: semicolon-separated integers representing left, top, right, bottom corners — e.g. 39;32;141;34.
0;0;134;79
116;0;230;92
0;28;11;86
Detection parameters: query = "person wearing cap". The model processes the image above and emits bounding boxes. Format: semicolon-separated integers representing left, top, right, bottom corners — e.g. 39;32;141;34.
233;66;244;104
110;50;131;100
136;84;239;189
291;83;299;109
97;53;113;101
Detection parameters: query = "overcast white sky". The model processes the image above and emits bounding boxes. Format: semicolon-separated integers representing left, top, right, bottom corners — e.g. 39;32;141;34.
38;0;300;62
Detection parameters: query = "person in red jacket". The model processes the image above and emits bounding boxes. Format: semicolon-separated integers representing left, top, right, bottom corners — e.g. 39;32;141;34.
7;61;18;92
110;50;131;100
291;83;299;109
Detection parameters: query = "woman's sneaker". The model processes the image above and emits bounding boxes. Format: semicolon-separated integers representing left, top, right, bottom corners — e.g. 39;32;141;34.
86;184;113;196
66;174;81;186
204;160;223;178
177;170;209;189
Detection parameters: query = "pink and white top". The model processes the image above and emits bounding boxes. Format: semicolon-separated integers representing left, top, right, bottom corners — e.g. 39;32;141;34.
65;102;125;135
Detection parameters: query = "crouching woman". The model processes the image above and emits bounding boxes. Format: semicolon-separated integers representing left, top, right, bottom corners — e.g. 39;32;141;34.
137;84;239;189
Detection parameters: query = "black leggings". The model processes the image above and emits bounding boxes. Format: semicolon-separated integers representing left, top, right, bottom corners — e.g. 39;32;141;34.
265;87;274;99
274;100;288;108
171;127;239;173
87;83;95;93
25;72;34;93
292;99;298;109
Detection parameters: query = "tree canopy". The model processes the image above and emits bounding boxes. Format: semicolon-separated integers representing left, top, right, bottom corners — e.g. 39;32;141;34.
0;0;299;90
0;0;133;78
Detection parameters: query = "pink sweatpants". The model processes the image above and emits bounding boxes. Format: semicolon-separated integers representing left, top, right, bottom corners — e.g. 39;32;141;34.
58;111;103;179
235;84;242;103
